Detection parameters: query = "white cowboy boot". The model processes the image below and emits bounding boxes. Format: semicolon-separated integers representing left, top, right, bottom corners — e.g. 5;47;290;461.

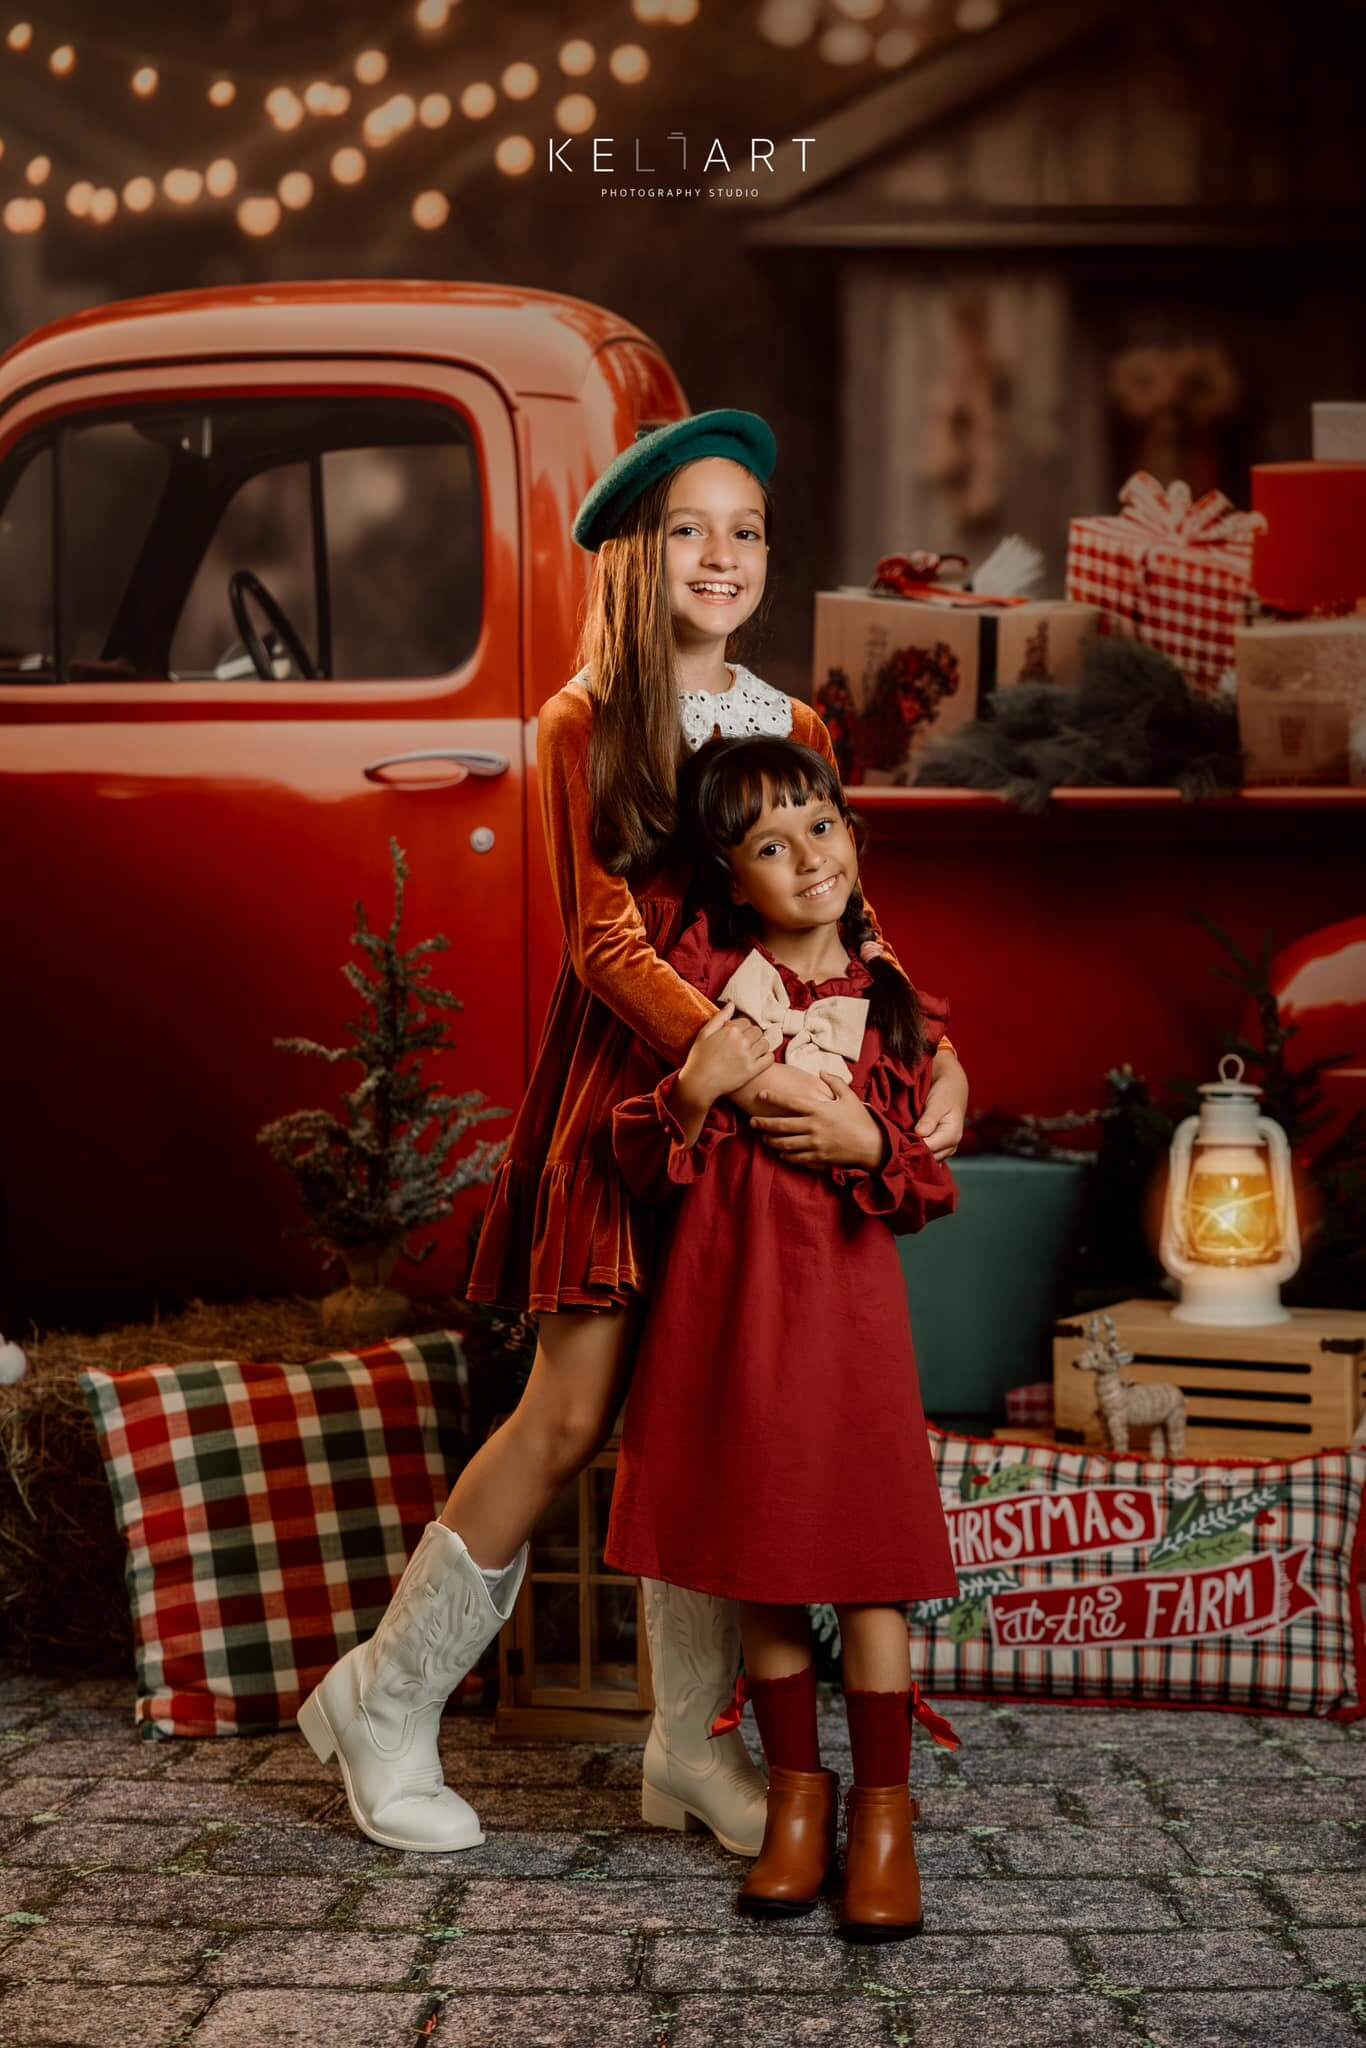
639;1579;768;1857
298;1520;526;1852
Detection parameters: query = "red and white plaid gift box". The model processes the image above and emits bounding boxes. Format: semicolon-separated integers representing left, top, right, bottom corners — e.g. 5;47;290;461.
1066;471;1266;693
1004;1380;1054;1428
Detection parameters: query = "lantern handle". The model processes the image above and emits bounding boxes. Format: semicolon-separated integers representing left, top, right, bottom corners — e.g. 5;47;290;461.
1218;1053;1246;1084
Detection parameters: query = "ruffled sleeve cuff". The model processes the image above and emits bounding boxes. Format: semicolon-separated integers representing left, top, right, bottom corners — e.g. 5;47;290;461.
831;1098;958;1232
655;1070;738;1186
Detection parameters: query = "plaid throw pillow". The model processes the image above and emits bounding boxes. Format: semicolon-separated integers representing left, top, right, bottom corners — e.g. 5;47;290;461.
911;1426;1366;1722
81;1332;467;1737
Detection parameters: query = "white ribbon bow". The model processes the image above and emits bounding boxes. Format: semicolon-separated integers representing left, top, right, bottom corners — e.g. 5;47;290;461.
719;948;869;1082
1115;470;1266;551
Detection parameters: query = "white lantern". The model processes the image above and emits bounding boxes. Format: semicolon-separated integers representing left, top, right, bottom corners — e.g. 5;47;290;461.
1159;1054;1300;1327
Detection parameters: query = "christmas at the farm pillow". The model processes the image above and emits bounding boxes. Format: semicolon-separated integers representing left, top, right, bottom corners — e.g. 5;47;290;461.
81;1332;466;1737
910;1426;1366;1721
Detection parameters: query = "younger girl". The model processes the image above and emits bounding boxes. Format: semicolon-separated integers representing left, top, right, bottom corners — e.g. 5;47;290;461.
606;734;963;1941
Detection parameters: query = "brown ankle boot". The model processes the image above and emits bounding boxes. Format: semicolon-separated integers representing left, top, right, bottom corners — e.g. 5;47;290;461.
738;1765;839;1918
840;1784;924;1941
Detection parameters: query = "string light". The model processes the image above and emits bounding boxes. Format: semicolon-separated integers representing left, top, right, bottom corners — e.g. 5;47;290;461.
555;93;595;135
875;27;917;63
305;80;349;115
460;81;495;118
419;92;452;127
24;153;49;185
131;65;158;95
205;158;237;197
758;0;818;45
265;86;305;131
955;0;1000;23
665;0;699;18
278;170;313;208
363;93;417;146
833;0;883;16
65;179;92;216
6;22;31;51
122;176;155;211
559;39;594;76
631;0;667;20
237;194;281;236
163;167;203;205
819;21;872;60
354;49;387;85
49;43;75;75
415;0;450;27
331;145;367;184
4;195;43;231
412;189;449;228
208;78;236;107
494;135;534;176
609;44;649;83
501;62;539;99
89;186;116;223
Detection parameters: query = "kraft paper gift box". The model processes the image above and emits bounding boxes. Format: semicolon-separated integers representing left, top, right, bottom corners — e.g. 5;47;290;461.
1235;618;1366;786
1066;471;1265;694
812;589;1097;787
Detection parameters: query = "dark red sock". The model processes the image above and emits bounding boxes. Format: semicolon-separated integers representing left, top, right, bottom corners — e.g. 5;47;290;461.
748;1665;821;1773
845;1687;911;1788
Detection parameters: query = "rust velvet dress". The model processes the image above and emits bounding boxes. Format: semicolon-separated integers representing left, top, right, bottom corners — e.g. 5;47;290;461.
465;671;954;1317
602;918;962;1606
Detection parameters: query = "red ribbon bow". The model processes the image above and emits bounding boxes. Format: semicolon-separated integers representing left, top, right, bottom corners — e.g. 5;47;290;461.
911;1682;961;1752
709;1671;751;1740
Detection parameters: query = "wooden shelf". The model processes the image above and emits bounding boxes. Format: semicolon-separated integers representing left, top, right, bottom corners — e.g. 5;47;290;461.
845;785;1366;846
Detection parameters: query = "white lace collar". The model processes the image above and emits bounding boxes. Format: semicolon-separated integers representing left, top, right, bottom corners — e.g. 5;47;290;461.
677;663;793;752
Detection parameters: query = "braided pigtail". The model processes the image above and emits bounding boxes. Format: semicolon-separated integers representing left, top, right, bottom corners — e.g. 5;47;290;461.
840;886;925;1066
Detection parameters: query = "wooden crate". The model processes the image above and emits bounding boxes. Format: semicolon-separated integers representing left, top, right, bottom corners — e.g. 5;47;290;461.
1053;1298;1366;1461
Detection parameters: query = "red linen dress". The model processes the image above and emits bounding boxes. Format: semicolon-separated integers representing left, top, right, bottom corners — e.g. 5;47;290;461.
603;914;963;1607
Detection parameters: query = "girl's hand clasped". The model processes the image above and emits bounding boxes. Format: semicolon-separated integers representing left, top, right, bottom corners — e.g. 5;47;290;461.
677;1000;772;1116
750;1073;886;1172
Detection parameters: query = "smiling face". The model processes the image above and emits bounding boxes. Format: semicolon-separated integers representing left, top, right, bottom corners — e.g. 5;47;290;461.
727;779;858;937
665;457;768;650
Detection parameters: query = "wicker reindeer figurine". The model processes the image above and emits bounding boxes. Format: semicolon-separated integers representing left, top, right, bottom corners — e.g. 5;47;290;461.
1072;1312;1187;1457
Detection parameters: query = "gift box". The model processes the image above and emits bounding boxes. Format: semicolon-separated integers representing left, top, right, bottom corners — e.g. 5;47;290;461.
1004;1380;1055;1429
1066;471;1265;694
812;590;1097;787
1251;462;1366;615
1235;618;1366;786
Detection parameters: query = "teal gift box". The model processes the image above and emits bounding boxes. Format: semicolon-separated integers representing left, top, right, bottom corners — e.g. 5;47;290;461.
900;1158;1086;1418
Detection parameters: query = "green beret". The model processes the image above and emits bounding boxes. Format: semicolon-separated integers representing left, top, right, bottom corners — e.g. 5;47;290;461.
572;408;777;552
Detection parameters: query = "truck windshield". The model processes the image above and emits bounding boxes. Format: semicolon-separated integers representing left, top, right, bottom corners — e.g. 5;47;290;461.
0;393;481;683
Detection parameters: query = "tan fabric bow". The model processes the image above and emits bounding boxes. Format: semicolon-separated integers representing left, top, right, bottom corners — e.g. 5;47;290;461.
719;948;869;1082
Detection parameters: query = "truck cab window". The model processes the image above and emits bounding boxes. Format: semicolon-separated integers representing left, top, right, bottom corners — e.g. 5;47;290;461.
0;441;54;682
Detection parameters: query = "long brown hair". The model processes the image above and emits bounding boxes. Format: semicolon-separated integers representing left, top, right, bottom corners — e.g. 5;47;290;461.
678;735;926;1066
575;466;774;880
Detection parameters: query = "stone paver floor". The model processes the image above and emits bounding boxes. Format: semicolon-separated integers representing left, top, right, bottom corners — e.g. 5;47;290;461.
0;1668;1360;2046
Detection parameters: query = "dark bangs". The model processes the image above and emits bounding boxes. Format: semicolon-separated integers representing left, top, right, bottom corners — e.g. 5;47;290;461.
678;737;851;937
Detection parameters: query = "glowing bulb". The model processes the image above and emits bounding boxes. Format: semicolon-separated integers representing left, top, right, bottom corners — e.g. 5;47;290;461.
163;168;203;205
819;21;872;60
237;195;281;236
122;176;156;211
327;84;351;114
131;65;158;95
609;43;649;83
4;195;43;231
460;81;495;119
665;0;700;18
266;86;304;131
501;62;538;100
419;93;451;127
354;48;387;85
412;189;449;229
331;146;366;185
555;93;595;135
49;43;74;75
495;134;534;177
631;0;667;19
6;21;31;51
559;39;594;76
874;27;917;63
758;0;818;46
89;186;116;224
208;78;236;107
304;81;333;114
205;157;237;197
415;0;449;26
278;170;313;209
833;0;883;16
955;0;1000;23
24;154;49;185
65;180;93;216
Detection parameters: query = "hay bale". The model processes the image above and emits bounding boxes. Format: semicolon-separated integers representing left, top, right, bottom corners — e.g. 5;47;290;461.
0;1297;328;1673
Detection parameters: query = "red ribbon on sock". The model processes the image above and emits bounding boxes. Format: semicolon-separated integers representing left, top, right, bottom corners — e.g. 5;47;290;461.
708;1671;751;1740
910;1681;961;1752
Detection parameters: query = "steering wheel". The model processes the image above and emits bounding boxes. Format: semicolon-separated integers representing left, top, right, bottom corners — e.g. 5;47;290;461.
228;569;319;680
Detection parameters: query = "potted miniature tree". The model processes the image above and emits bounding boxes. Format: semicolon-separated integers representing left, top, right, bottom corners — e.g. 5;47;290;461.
257;837;508;1342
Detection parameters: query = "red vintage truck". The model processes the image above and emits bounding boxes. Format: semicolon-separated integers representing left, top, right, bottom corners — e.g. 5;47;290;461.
1;280;1361;1331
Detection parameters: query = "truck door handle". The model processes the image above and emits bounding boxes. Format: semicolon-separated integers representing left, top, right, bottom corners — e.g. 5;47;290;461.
363;748;510;783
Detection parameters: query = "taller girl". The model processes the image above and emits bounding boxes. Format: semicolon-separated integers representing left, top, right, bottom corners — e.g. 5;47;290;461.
299;411;970;1855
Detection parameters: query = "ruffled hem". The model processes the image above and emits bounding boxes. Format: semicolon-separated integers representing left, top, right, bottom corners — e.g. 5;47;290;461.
465;1149;654;1316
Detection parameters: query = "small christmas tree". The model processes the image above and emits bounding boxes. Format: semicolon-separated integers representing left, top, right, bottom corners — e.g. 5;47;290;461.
257;836;508;1336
